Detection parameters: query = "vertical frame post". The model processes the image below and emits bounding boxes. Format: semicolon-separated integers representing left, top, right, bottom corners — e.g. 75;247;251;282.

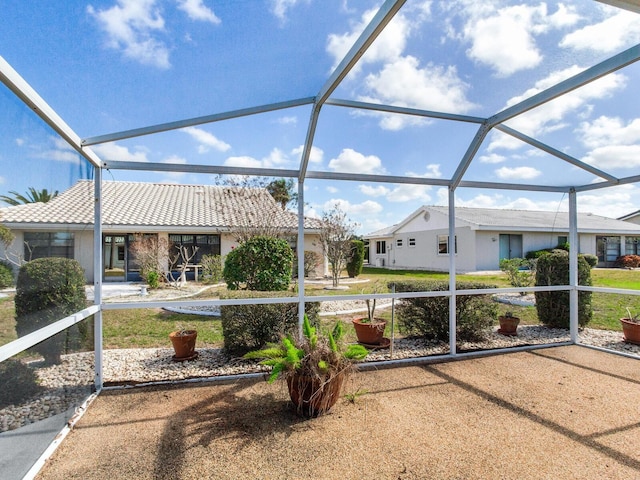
93;167;103;391
448;187;457;355
569;189;579;343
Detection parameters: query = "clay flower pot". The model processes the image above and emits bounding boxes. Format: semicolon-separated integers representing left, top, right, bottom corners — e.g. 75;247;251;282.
620;318;640;345
498;315;520;336
352;318;387;345
169;330;198;361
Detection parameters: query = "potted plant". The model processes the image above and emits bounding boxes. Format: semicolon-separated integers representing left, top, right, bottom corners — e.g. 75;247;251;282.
498;311;520;336
244;314;368;417
352;296;387;346
620;308;640;345
169;326;198;361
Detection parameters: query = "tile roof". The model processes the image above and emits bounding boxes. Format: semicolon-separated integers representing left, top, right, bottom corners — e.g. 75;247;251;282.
0;180;322;231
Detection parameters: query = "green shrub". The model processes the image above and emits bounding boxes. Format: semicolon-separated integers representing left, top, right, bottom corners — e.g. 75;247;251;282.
390;280;498;342
583;254;598;268
15;258;88;365
0;358;43;408
200;254;224;284
223;236;293;291
535;250;592;328
221;291;320;355
346;240;365;278
499;257;536;290
146;270;160;289
0;259;14;288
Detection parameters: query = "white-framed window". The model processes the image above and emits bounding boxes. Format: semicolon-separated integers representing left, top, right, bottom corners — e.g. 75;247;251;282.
396;238;403;248
24;232;74;260
408;238;416;247
376;240;386;255
437;235;457;255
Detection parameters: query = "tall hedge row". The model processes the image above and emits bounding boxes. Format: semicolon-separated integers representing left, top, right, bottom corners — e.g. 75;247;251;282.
534;250;592;328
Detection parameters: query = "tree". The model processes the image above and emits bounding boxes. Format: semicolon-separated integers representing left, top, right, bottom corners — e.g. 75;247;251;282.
0;187;58;206
266;178;297;210
319;204;358;287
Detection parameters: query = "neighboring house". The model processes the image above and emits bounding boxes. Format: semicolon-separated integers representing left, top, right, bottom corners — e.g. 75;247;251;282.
364;206;640;272
619;210;640;225
0;180;324;282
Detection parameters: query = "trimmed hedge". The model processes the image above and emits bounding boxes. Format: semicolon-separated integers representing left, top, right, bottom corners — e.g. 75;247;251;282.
534;250;592;328
15;258;88;365
346;240;365;278
221;290;320;355
223;236;294;291
0;259;14;288
390;280;498;342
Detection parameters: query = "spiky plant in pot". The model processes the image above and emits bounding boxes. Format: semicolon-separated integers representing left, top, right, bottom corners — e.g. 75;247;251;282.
244;314;368;417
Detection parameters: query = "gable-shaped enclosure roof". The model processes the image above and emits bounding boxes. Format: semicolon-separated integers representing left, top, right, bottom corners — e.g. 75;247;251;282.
1;0;639;220
0;180;321;231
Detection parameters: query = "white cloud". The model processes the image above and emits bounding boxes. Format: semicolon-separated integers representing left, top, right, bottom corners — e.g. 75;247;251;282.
386;184;432;203
292;145;323;164
489;67;627;151
224;148;290;168
277;116;297;125
270;0;306;21
578;116;640;149
176;0;220;24
495;166;541;180
358;185;390;197
560;10;640;53
321;198;382;218
326;186;338;194
575;185;639;218
15;138;24;146
92;142;149;162
479;153;506;164
88;0;170;69
0;176;4;185
183;126;231;153
583;145;640;170
328;148;385;174
361;56;476;126
463;3;547;77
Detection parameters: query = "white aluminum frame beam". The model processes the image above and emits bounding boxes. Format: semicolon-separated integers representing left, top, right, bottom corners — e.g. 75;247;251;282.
83;97;315;146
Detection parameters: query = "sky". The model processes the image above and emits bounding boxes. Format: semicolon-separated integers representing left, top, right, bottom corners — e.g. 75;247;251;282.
1;0;640;235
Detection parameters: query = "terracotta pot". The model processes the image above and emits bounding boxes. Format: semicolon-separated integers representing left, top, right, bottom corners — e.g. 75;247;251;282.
352;318;387;345
287;372;344;417
169;330;198;360
620;318;640;345
498;316;520;336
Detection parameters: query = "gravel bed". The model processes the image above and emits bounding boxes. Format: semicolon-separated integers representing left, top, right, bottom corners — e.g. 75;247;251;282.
3;324;638;433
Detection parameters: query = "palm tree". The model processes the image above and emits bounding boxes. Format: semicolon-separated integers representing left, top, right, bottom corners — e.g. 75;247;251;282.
266;178;296;210
0;187;58;206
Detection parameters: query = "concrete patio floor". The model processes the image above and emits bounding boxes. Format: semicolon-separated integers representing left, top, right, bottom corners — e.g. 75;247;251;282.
35;345;640;480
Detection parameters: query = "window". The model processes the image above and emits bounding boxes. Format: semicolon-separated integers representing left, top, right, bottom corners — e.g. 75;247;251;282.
408;238;416;247
169;234;221;263
376;240;386;255
557;236;568;246
24;232;74;260
396;238;403;248
437;235;457;255
625;236;640;255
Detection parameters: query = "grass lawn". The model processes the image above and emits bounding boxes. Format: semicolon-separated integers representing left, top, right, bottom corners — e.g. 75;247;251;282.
0;267;638;350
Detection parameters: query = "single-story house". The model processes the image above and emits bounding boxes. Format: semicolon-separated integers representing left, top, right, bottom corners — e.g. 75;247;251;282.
0;180;324;282
364;205;640;272
619;210;640;225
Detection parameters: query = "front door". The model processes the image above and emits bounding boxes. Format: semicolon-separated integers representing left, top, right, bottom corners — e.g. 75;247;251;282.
596;236;620;267
103;235;126;281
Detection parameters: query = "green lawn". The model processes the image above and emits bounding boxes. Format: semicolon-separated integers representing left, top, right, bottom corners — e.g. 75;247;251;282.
0;267;638;349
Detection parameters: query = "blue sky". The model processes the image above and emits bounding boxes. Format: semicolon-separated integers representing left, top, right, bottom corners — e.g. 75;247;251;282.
1;0;640;234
